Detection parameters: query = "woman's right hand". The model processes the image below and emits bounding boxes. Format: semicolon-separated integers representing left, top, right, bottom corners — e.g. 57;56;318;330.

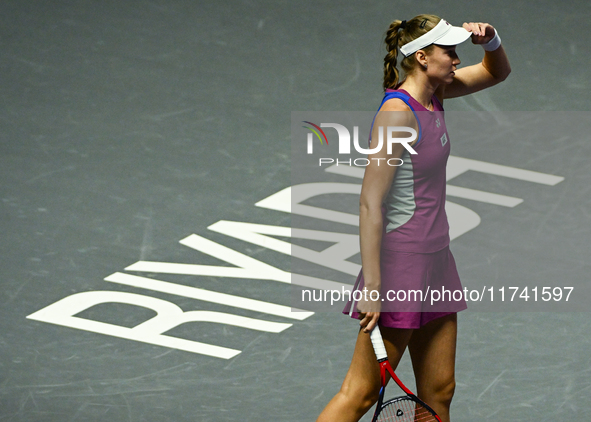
356;291;381;333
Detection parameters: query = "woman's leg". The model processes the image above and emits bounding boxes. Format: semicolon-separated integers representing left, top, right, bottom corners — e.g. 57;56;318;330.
407;314;458;422
316;326;413;422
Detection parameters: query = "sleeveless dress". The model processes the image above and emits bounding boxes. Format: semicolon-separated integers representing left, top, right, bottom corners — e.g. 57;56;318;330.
343;88;467;329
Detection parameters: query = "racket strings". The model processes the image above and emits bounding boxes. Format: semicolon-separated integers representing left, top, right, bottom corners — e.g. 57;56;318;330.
377;399;438;422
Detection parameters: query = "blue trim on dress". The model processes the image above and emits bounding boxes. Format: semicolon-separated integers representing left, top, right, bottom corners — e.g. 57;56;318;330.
369;91;422;146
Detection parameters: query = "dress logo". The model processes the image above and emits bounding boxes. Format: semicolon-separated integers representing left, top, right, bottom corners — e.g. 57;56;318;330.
440;133;448;147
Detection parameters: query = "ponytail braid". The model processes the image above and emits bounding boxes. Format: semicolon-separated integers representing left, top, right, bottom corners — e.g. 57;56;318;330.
383;20;404;90
382;14;441;91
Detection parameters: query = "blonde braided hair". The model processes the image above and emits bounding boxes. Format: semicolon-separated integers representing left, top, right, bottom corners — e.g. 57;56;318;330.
383;14;441;90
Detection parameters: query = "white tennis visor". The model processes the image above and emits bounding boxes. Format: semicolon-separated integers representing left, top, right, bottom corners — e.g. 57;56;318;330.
399;19;472;57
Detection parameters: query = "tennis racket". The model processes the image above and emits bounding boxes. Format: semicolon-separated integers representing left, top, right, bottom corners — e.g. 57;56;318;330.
370;326;442;422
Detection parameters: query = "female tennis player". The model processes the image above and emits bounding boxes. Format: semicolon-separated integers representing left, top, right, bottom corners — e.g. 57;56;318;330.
316;14;510;422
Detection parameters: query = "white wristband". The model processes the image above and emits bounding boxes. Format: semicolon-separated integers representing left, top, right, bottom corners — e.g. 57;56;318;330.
482;29;501;51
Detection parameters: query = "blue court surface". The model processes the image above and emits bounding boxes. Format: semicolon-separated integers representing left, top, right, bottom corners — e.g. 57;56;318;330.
1;1;590;421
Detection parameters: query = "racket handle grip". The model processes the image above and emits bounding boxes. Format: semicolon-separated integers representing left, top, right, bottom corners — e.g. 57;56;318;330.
370;325;388;361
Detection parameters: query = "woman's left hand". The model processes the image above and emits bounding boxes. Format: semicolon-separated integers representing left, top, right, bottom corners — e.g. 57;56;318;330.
462;22;496;45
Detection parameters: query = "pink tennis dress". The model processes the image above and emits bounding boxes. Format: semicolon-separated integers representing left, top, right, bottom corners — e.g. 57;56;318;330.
344;88;467;329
